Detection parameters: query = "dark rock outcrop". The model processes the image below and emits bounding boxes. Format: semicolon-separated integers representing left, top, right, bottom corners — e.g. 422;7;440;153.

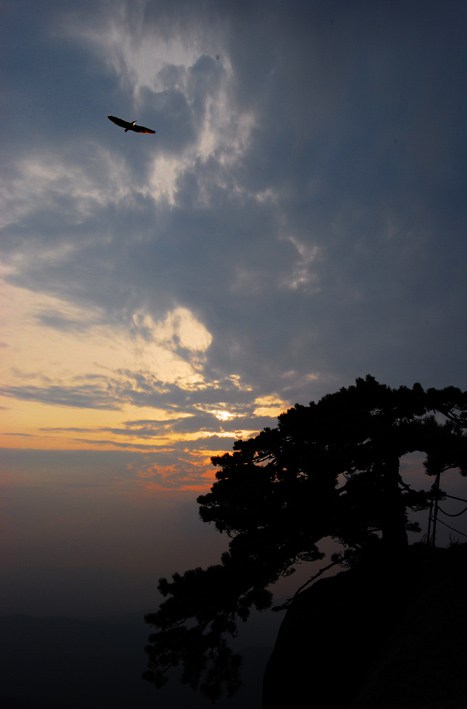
263;544;467;709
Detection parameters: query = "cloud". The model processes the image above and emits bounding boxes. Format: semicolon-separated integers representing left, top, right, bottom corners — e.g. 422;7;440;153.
0;276;289;459
253;395;288;418
0;383;120;410
1;0;467;472
1;283;218;400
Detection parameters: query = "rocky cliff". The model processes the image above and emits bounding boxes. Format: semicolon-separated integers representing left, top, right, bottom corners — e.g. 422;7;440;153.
263;544;467;709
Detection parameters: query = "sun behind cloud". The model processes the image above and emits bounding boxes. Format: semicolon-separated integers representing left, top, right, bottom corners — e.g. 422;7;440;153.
0;279;284;458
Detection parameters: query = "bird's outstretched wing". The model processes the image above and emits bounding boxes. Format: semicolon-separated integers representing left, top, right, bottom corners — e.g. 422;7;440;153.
107;115;155;134
108;115;132;130
131;124;156;134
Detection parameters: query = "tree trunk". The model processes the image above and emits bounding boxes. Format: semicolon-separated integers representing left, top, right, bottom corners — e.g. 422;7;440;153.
378;455;408;554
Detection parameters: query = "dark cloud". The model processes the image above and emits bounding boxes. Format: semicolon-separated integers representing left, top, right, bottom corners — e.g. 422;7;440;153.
35;309;92;332
0;383;121;410
2;0;467;409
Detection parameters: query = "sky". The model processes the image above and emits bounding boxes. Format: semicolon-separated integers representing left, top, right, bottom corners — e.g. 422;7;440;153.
1;0;467;623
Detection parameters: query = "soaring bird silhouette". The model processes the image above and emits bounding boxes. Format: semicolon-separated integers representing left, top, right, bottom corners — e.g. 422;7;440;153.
107;115;156;134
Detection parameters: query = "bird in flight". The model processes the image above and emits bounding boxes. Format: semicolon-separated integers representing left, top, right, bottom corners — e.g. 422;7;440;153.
108;115;156;134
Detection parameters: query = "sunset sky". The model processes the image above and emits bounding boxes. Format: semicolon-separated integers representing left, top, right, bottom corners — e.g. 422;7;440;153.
2;0;467;620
